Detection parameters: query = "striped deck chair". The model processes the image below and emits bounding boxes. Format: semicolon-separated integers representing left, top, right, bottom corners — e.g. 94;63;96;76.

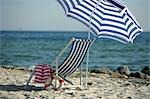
50;37;94;89
54;38;93;78
25;37;94;89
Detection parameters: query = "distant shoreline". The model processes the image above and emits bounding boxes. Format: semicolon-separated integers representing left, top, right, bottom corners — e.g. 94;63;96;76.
1;30;88;33
1;30;150;33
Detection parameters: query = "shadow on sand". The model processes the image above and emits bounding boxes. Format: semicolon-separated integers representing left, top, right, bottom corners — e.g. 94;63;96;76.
0;84;45;91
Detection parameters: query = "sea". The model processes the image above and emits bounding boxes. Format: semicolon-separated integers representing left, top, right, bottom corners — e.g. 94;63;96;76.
0;31;150;71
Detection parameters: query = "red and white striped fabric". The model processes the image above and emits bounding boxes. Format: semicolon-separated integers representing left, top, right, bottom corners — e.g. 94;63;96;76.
34;64;54;83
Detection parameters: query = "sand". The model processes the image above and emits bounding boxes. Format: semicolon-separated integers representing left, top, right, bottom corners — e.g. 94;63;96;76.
0;66;150;99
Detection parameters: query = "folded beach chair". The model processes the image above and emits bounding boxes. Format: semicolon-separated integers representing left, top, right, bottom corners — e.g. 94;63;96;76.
25;37;94;90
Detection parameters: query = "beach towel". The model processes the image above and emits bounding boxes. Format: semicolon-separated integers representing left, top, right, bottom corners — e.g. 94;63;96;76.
33;64;54;83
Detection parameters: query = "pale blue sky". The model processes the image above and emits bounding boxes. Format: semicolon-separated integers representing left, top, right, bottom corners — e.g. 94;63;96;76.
1;0;150;31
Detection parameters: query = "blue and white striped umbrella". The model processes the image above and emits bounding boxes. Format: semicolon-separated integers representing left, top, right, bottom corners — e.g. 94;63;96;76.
58;0;143;43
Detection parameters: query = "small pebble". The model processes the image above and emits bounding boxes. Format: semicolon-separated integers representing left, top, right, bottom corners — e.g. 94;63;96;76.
127;96;132;99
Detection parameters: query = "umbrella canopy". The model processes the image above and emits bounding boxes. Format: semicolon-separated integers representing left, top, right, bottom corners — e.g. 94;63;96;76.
58;0;143;43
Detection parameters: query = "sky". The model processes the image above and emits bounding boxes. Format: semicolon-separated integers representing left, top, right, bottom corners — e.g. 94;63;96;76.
1;0;150;32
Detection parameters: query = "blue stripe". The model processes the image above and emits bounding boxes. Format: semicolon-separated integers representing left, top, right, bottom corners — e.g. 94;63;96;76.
57;41;77;75
94;9;126;25
89;0;121;14
60;41;83;76
91;0;120;12
125;18;129;25
129;27;137;37
130;31;141;41
63;41;85;75
126;12;142;29
80;1;93;12
68;42;91;75
98;34;128;43
127;22;133;32
66;41;91;75
59;41;80;75
107;0;125;9
57;40;92;76
57;0;67;14
101;24;126;32
70;0;75;8
104;16;126;25
91;0;114;8
100;29;129;39
82;0;124;19
80;1;127;21
63;0;70;11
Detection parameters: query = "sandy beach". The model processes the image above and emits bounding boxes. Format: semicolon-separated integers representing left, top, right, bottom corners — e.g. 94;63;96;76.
0;66;150;99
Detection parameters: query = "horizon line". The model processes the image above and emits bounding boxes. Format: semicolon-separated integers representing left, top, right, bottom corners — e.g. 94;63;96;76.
1;30;149;33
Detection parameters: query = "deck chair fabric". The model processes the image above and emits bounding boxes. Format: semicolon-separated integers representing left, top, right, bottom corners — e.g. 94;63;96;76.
54;38;93;77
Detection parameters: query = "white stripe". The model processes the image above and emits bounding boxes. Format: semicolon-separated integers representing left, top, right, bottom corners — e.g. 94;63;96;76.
67;41;91;75
59;40;81;75
99;0;120;11
129;28;143;42
57;40;78;74
99;31;128;41
98;35;128;43
58;0;68;13
56;39;92;76
100;25;127;35
61;41;91;76
102;20;126;29
130;32;141;44
62;41;86;75
57;40;78;73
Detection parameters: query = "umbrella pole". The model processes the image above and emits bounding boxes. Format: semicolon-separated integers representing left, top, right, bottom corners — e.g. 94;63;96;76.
85;0;100;89
85;32;91;89
80;62;83;88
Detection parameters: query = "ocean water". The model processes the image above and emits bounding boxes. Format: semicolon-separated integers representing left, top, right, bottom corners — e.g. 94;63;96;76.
0;31;150;71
